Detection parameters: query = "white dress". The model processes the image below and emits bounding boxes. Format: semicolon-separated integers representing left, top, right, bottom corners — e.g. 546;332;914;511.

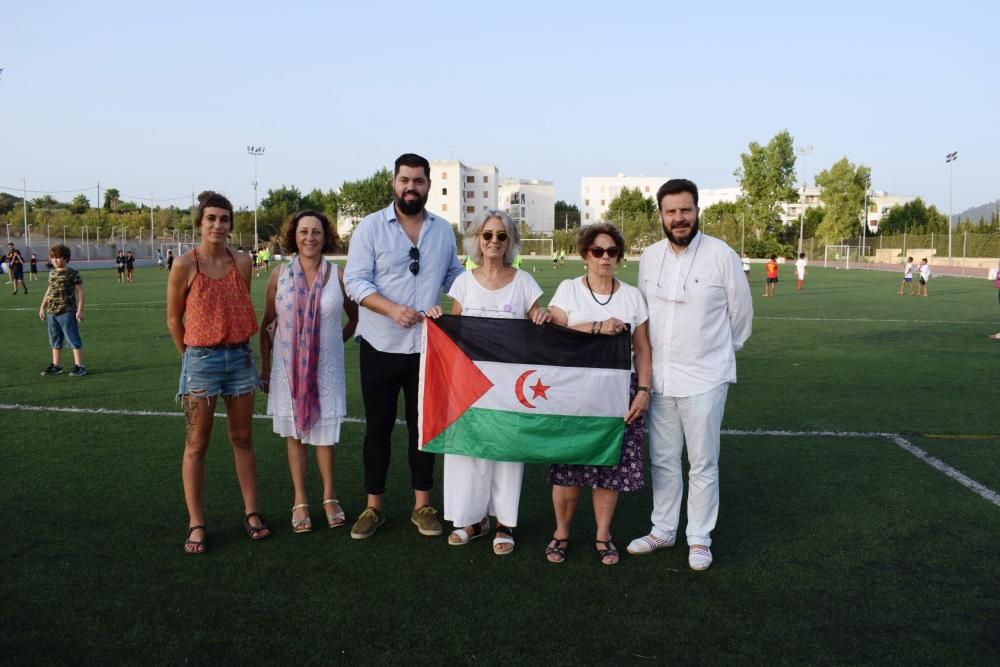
443;269;543;528
267;262;347;446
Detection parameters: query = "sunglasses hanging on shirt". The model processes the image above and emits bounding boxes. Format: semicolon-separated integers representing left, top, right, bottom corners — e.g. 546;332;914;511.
409;246;420;276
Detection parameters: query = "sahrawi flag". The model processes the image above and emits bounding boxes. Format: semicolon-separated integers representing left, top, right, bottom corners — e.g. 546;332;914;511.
419;315;632;465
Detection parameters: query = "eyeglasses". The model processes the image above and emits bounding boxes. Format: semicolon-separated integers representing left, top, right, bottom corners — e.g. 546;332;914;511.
409;246;420;276
588;246;621;259
481;230;509;242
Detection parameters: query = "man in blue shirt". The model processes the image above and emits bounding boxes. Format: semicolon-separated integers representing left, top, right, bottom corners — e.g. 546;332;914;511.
344;153;463;540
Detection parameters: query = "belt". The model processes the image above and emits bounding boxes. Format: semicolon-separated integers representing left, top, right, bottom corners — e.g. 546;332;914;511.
217;340;249;350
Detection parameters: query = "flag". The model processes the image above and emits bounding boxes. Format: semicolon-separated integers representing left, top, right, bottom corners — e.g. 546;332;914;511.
419;315;632;465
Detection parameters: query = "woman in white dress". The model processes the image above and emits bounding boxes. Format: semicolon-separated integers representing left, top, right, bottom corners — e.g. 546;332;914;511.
260;210;358;533
426;210;550;555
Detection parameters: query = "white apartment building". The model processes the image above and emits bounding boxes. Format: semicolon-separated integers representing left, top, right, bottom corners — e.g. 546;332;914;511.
580;175;741;222
780;186;916;232
426;160;498;231
498;178;555;233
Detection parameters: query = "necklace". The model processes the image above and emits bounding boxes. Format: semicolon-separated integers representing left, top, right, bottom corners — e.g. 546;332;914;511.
585;275;616;306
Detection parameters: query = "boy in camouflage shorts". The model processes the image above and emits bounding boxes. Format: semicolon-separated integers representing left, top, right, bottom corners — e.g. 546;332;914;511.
38;244;87;377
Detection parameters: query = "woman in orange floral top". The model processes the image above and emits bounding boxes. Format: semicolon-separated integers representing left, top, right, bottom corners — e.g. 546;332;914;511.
167;191;269;554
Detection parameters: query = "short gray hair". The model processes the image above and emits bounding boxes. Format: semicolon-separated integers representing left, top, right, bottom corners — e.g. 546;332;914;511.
462;209;521;266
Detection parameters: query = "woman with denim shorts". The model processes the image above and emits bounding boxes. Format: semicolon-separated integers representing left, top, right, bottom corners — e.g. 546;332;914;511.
166;190;270;554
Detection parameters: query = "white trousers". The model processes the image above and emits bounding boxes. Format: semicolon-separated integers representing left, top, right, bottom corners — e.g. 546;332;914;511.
647;383;729;547
442;454;524;528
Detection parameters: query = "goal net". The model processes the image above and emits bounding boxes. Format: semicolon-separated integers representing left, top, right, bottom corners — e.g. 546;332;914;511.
824;245;863;269
521;238;553;258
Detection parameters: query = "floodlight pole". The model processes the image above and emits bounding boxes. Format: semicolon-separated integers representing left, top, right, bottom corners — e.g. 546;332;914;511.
22;178;28;244
861;173;871;264
795;146;813;255
945;151;957;260
248;146;265;250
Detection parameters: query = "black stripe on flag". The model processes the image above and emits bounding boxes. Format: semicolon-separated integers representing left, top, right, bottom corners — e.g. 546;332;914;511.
431;315;632;370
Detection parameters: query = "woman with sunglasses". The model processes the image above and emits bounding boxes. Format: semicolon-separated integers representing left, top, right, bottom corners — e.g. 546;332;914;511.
260;210;358;534
426;210;550;555
544;223;652;565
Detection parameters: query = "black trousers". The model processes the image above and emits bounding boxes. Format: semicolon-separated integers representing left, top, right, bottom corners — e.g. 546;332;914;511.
359;338;435;495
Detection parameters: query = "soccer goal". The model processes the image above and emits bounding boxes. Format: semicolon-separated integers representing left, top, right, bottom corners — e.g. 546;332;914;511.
521;238;553;258
824;245;863;269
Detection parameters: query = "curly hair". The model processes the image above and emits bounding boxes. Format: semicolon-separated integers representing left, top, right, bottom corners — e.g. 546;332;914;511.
280;210;337;255
194;191;234;228
576;223;625;263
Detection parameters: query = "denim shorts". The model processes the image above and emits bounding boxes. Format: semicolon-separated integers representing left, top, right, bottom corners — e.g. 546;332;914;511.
177;343;259;400
47;311;83;349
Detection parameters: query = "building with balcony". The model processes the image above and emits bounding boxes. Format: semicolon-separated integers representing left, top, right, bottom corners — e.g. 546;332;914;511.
426;160;498;231
497;178;555;233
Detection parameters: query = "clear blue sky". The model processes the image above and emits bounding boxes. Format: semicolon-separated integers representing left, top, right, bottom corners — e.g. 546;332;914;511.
2;0;997;215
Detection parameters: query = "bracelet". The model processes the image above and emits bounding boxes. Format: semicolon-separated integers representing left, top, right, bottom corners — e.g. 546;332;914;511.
636;386;650;394
592;321;600;335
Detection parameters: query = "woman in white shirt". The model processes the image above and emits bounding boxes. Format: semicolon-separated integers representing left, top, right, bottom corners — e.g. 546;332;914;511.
545;223;652;566
427;210;550;555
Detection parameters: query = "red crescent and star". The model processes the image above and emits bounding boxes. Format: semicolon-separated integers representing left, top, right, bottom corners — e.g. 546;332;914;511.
514;369;551;409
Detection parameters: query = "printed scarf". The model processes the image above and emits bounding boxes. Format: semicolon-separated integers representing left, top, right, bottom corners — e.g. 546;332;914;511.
278;257;329;436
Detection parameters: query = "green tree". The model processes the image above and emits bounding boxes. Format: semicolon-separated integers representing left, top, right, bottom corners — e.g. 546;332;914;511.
339;167;393;223
736;129;799;237
0;192;20;215
604;187;658;250
259;186;303;238
301;188;339;225
70;194;90;215
32;194;61;209
554;200;580;229
814;158;871;245
103;188;120;212
879;198;948;235
700;200;747;250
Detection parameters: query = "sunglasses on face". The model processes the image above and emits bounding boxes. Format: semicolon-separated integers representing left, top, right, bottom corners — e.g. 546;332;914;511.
409;246;420;276
481;230;509;242
589;246;621;259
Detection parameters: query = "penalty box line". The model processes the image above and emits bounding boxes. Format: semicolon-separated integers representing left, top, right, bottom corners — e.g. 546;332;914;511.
3;404;998;510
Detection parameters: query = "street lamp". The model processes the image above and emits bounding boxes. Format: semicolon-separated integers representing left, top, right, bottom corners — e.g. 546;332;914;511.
861;172;871;263
796;145;813;254
247;145;265;250
945;151;958;260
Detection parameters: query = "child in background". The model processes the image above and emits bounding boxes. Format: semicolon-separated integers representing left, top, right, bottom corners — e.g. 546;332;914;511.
29;253;38;281
38;244;86;377
795;252;807;290
742;253;751;281
917;258;931;297
764;255;778;297
898;256;915;295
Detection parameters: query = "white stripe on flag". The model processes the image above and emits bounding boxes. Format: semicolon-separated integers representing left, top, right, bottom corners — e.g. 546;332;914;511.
472;361;629;418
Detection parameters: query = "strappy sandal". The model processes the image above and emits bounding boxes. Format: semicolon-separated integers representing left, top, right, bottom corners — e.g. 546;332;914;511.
596;539;619;566
448;516;490;546
545;537;569;563
291;503;312;534
184;525;207;554
493;525;515;556
244;512;271;540
322;498;347;528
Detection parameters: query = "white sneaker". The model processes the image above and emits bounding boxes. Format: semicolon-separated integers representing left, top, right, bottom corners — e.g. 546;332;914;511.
626;531;676;555
688;545;713;571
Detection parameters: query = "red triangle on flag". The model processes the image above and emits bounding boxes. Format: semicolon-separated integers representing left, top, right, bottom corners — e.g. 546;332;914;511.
420;318;494;447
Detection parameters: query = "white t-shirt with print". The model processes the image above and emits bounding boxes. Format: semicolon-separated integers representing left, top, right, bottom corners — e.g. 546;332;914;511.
447;269;543;319
549;276;648;331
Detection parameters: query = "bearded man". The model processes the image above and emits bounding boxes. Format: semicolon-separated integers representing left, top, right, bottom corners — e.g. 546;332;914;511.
628;178;753;570
344;153;463;540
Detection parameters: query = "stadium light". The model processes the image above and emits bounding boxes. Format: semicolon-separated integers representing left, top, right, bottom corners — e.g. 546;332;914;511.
796;145;813;254
247;146;266;251
945;151;958;260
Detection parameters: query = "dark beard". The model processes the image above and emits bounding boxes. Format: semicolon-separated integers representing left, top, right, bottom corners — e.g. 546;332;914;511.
664;216;700;247
395;191;427;216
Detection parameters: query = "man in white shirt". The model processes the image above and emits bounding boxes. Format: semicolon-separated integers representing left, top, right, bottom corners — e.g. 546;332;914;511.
627;179;753;571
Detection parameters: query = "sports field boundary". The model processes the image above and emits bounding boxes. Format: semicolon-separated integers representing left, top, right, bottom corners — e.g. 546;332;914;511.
5;403;998;510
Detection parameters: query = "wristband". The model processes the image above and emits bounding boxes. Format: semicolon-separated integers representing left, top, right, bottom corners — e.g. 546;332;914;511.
636;386;650;394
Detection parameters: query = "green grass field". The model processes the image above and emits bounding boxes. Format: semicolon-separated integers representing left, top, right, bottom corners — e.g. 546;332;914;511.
2;259;999;665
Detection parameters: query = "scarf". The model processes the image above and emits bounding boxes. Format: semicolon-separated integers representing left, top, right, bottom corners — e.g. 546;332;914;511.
278;257;329;436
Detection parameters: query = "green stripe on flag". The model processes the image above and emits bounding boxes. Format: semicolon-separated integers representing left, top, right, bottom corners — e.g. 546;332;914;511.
422;407;624;466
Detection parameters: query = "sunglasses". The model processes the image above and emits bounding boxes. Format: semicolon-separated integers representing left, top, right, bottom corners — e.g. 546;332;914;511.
588;246;621;259
409;246;420;276
481;230;509;242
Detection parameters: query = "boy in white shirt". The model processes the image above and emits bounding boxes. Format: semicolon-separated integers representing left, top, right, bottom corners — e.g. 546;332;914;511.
898;257;915;295
794;252;807;290
917;258;931;296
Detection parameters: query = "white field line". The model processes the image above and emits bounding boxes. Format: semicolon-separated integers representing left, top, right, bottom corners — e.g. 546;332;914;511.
755;316;999;325
4;404;998;509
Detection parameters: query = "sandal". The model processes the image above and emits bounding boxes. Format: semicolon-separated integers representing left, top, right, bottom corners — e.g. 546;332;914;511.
493;525;515;556
596;539;619;566
448;516;490;546
184;525;207;554
322;498;347;528
244;512;271;540
291;503;312;534
545;536;569;563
